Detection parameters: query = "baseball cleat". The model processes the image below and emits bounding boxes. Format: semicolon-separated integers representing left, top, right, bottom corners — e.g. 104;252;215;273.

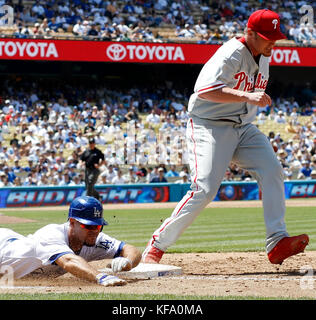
268;234;309;265
142;246;164;264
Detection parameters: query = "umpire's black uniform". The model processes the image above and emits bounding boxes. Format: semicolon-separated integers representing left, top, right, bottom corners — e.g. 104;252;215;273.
80;138;105;201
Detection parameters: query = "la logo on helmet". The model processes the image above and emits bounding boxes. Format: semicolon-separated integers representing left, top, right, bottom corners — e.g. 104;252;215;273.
94;207;101;218
272;19;278;29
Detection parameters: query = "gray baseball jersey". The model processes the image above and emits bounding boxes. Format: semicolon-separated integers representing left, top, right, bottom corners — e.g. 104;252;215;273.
188;37;269;123
0;224;124;279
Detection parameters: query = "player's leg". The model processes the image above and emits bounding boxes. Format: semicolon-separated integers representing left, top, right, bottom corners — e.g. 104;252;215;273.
85;169;100;199
142;118;238;262
0;228;33;279
0;228;24;247
232;124;308;263
91;170;101;200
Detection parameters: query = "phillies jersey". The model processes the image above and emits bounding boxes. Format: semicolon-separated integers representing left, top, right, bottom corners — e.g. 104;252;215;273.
188;37;269;124
0;224;124;279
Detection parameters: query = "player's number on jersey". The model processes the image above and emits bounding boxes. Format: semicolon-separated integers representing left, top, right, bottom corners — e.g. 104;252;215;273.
0;5;14;27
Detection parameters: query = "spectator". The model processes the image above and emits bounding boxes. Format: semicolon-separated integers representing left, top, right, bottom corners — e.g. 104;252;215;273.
124;166;137;184
32;1;45;19
165;165;179;178
33;22;44;38
194;19;208;36
274;111;287;124
298;27;312;46
207;27;222;44
257;110;267;124
145;167;155;183
87;23;99;37
112;169;127;184
48;17;60;32
175;171;189;184
73;20;84;36
20;23;34;37
44;28;54;39
311;169;316;180
81;20;91;37
105;1;118;20
289;107;299;123
297;160;312;179
103;164;117;184
146;109;160;125
117;20;131;34
150;167;167;183
176;23;196;38
288;23;300;45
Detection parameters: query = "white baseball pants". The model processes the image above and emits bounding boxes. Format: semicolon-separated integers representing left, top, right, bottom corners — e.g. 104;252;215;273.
150;116;289;253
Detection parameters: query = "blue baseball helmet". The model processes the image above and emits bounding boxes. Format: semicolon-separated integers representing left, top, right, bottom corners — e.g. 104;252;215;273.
68;196;108;226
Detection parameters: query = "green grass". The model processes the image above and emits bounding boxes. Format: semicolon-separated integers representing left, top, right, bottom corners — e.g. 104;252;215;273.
1;205;316;300
2;206;315;252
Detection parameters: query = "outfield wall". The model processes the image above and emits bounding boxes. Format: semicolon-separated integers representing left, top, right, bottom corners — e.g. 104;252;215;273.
0;180;315;208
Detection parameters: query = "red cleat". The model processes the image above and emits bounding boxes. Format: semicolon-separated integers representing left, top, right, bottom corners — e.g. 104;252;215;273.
142;246;164;264
268;234;309;265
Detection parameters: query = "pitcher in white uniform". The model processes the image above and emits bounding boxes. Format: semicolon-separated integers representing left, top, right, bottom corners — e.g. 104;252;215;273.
142;9;309;265
0;196;141;286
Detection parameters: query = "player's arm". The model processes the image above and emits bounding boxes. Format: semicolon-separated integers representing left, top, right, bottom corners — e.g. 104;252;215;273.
111;244;142;272
55;253;99;282
198;87;272;107
55;253;126;286
120;244;142;269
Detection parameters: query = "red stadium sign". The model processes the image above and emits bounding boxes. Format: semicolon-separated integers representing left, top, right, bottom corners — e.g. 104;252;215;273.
0;38;315;66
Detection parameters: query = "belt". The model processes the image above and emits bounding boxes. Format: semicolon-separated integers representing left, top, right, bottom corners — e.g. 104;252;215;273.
218;119;240;123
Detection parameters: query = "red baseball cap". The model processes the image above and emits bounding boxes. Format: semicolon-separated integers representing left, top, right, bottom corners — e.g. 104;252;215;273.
247;9;287;41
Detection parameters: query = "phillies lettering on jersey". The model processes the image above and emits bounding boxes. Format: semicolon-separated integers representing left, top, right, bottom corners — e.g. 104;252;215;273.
188;37;270;124
233;71;268;91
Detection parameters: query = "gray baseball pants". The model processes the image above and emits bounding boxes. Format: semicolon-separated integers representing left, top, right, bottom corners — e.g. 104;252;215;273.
150;116;288;253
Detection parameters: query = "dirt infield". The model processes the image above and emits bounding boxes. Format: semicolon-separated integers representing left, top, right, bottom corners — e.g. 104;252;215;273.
0;199;315;298
0;213;35;224
2;251;316;299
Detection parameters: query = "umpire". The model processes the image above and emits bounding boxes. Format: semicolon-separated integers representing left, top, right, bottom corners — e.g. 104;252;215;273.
80;137;105;200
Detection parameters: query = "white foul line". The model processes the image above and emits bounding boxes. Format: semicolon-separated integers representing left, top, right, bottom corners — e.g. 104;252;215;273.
170;275;307;281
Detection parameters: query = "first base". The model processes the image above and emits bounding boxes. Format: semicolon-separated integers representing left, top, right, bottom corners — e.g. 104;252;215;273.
98;263;182;280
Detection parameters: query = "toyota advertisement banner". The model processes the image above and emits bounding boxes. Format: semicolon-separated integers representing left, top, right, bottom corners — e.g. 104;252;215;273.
0;38;315;66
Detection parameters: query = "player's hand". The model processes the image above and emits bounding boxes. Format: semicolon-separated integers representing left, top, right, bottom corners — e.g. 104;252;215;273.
111;257;132;272
246;92;272;107
96;273;127;287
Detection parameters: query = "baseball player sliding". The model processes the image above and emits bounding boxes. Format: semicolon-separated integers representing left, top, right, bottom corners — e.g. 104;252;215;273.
142;9;309;265
0;196;141;286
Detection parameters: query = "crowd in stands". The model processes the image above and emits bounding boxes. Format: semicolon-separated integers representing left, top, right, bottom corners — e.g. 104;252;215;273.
0;77;315;187
0;0;314;46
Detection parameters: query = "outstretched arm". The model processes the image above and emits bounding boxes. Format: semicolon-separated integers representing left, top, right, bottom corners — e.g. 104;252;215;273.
55;253;98;282
55;253;126;286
